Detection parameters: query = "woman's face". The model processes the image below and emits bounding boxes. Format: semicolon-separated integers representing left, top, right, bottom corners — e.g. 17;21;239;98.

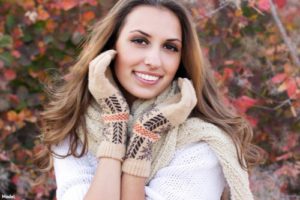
114;5;182;100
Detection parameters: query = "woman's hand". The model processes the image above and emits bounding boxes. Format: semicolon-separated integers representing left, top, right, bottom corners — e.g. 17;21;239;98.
88;50;130;161
122;78;197;177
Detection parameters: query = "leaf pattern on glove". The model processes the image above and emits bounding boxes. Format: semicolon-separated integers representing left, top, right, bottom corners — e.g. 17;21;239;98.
125;108;171;161
126;135;145;159
99;94;128;115
98;93;129;145
113;122;125;144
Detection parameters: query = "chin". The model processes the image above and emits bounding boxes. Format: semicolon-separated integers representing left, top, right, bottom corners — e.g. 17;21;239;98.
130;90;159;100
134;93;157;100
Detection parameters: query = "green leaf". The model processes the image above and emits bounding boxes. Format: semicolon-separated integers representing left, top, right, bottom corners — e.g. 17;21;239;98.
242;6;256;18
0;35;13;48
23;32;33;42
0;51;13;66
6;15;15;31
16;99;27;110
34;21;46;34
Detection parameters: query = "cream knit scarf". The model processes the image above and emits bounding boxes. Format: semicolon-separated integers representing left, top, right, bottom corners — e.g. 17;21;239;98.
77;81;254;200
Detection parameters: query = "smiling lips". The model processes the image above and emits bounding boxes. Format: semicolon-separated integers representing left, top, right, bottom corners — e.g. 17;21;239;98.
134;71;161;85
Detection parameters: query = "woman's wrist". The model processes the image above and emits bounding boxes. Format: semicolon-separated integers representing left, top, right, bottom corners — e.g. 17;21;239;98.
98;157;123;164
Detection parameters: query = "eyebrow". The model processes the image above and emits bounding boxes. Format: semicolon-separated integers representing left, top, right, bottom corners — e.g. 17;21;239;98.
129;30;182;43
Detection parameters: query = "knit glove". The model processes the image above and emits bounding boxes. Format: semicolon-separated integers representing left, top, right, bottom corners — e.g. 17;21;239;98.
122;78;197;177
88;50;129;161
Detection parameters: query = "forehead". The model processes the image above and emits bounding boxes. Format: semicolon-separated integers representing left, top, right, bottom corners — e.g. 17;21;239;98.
120;5;182;39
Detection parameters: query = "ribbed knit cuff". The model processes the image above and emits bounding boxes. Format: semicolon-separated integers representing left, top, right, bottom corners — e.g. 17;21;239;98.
122;158;151;177
96;141;126;162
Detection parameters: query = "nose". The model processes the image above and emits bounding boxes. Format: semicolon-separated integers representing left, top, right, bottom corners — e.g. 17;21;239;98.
144;47;162;69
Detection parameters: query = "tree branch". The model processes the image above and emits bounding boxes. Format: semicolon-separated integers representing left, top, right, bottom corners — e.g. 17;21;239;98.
269;0;300;68
252;98;291;111
195;2;230;21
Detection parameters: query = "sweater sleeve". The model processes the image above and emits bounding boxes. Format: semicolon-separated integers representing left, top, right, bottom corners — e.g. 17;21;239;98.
145;142;226;200
52;138;98;200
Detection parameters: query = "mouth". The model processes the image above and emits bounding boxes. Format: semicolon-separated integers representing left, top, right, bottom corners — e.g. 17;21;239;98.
133;71;161;85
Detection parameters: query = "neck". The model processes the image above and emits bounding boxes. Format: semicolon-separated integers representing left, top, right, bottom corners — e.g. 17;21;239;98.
122;89;137;108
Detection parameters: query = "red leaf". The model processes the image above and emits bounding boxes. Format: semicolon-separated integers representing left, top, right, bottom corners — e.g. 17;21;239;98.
14;39;23;48
245;115;258;127
12;50;21;58
82;11;95;23
271;73;286;84
286;78;297;99
11;175;19;185
233;96;258;113
4;69;17;81
257;0;270;11
223;68;234;81
275;0;287;8
60;0;78;11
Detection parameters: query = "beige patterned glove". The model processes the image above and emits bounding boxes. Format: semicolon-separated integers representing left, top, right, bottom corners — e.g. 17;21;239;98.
88;50;129;161
122;78;197;177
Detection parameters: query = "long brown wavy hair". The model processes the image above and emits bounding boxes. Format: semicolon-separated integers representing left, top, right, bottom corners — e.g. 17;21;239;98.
35;0;261;188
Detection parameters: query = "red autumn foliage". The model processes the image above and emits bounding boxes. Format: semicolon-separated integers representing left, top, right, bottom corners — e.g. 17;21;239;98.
0;0;299;199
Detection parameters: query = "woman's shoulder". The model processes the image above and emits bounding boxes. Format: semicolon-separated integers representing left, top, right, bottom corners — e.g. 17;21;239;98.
176;117;234;151
182;117;223;131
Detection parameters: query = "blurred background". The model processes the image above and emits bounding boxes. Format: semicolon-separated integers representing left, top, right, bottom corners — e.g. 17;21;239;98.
0;0;299;199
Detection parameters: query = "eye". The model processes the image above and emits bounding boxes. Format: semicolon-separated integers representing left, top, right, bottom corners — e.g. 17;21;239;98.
131;38;149;46
164;43;179;52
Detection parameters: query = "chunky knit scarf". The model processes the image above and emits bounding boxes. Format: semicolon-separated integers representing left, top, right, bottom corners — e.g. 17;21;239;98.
77;81;254;200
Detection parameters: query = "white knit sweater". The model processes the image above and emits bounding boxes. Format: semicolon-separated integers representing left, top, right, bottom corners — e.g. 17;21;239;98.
52;138;225;200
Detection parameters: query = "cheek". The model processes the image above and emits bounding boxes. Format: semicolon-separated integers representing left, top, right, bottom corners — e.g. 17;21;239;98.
115;43;141;69
163;55;181;75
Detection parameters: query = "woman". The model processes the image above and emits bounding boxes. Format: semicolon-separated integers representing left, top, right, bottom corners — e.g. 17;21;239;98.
36;0;261;199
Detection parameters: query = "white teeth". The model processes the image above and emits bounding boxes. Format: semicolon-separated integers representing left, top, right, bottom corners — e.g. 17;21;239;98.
135;72;160;81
